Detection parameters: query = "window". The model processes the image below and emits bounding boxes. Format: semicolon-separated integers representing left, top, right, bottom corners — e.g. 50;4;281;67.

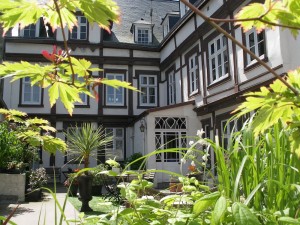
21;77;41;105
168;71;176;105
71;16;87;40
188;52;199;94
155;117;187;162
140;75;157;106
245;28;265;64
23;24;36;38
208;35;229;83
106;128;124;161
137;28;149;44
106;74;124;106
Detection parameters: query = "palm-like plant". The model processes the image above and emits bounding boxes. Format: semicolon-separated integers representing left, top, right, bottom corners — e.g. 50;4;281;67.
66;123;113;168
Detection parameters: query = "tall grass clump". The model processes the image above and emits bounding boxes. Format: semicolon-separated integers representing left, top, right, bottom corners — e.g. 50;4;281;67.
206;116;300;221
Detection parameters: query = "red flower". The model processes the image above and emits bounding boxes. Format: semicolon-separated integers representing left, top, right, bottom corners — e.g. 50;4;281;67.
42;45;63;63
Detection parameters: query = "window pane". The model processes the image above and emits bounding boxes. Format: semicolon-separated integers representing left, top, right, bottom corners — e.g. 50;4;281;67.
116;129;123;137
149;96;155;104
249;32;255;47
217;39;220;50
149;77;155;85
210;43;214;54
141;77;147;84
149;87;155;95
81;17;87;23
258;42;265;56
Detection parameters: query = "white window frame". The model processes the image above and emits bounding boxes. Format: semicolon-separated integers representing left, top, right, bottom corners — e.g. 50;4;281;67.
155;131;186;162
245;28;265;65
188;52;199;95
208;35;229;83
71;16;87;40
21;77;41;105
106;73;124;106
168;71;176;105
139;75;157;107
105;128;124;161
134;25;152;44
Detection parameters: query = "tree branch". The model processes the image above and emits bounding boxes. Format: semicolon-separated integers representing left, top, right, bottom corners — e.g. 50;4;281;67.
53;0;76;85
180;0;299;96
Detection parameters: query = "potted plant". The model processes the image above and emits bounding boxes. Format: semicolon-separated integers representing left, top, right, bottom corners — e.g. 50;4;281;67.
65;123;113;212
169;175;182;192
90;164;106;196
64;170;79;197
26;168;48;201
125;153;145;171
106;158;121;174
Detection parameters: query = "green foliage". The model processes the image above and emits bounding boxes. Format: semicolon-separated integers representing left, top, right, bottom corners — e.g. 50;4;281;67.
235;0;300;36
0;122;26;171
66;123;113;167
125;152;145;170
232;69;300;158
0;109;66;153
232;202;261;225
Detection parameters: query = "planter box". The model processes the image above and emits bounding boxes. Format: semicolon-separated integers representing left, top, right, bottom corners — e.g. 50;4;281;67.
0;173;26;202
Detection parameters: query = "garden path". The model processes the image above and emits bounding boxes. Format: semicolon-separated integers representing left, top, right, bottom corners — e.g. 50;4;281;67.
0;184;78;225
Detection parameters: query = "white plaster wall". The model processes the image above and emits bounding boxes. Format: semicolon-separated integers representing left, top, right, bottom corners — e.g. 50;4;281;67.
160;38;176;62
176;18;195;47
0;174;26;202
5;43;53;54
56;27;68;42
89;22;101;43
70;48;100;56
133;50;160;58
280;29;300;72
206;89;235;103
102;108;128;115
103;48;130;57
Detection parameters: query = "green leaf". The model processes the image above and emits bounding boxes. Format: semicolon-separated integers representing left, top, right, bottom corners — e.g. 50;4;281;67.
278;217;300;224
193;192;220;217
232;202;261;225
78;0;120;31
57;83;82;115
49;82;60;107
212;196;227;225
101;79;139;91
0;0;45;34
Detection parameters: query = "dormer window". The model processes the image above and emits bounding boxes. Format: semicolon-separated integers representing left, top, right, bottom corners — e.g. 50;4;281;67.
137;28;149;44
131;19;154;44
161;12;180;38
71;16;87;40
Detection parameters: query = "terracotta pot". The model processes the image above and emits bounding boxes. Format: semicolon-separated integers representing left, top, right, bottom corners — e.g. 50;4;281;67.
169;182;182;192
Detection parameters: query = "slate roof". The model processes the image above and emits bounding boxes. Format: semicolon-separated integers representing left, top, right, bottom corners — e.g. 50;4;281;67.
104;0;179;46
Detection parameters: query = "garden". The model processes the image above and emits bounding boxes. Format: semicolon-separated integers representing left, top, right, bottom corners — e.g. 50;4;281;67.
1;0;300;224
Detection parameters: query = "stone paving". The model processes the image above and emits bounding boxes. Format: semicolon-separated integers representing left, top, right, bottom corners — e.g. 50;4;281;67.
0;184;78;225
